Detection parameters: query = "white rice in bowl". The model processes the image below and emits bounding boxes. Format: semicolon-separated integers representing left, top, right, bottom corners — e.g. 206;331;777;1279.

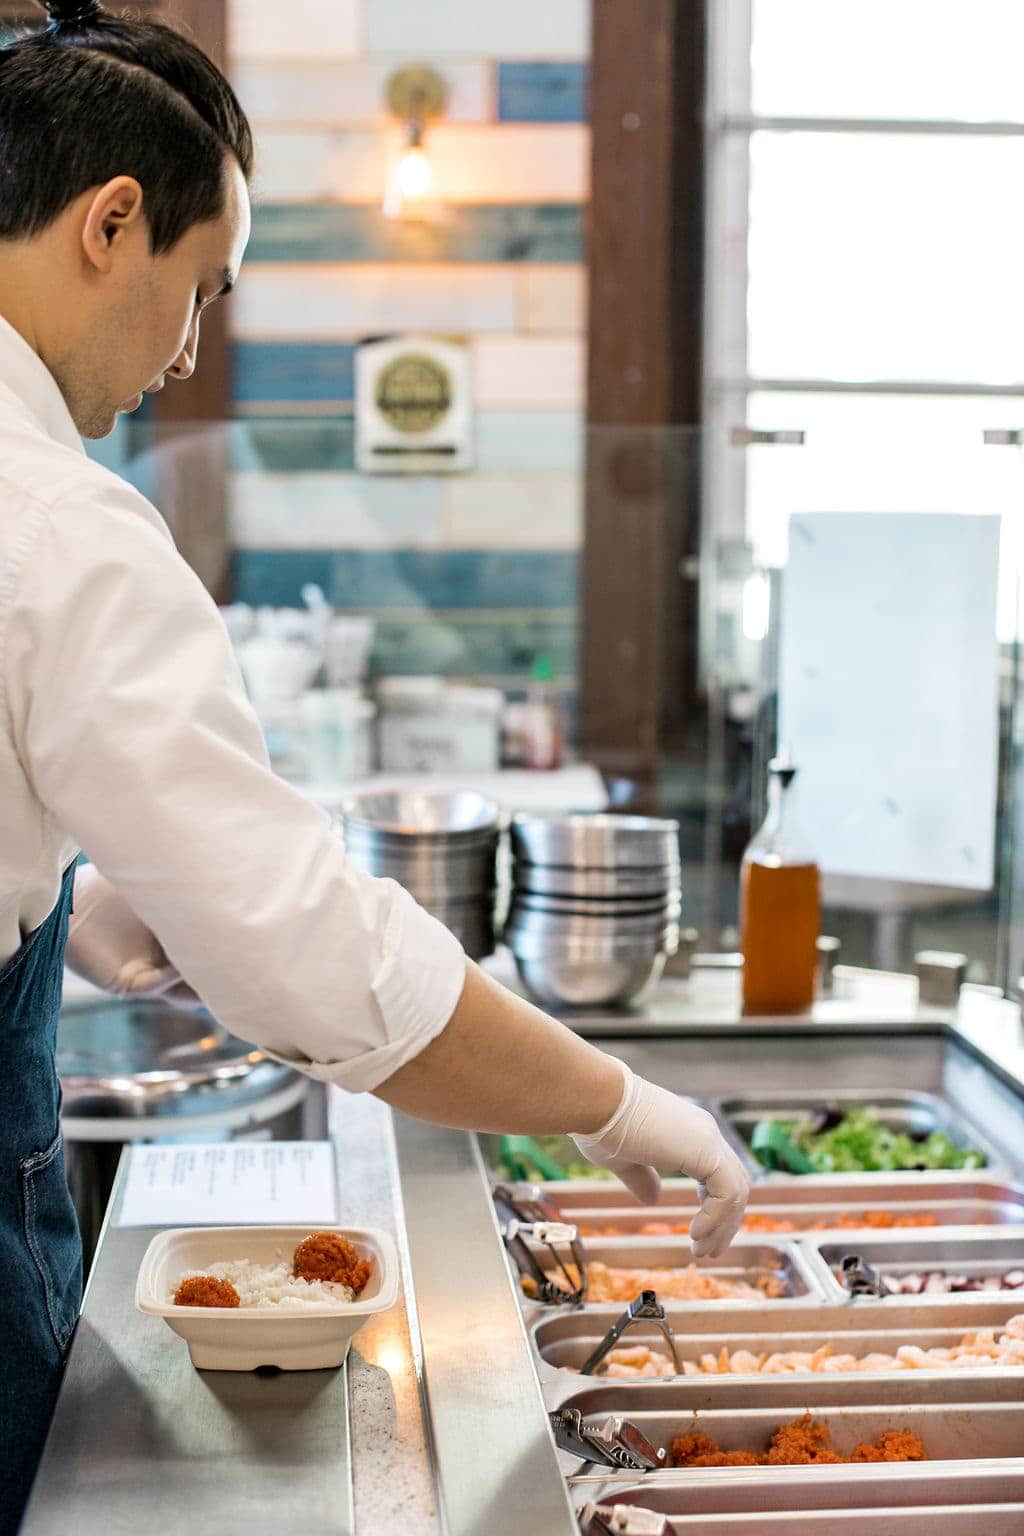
173;1258;355;1308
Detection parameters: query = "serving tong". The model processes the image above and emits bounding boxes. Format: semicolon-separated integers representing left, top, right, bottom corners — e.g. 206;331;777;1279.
578;1503;670;1536
550;1405;667;1473
580;1289;682;1377
839;1252;889;1297
494;1183;588;1305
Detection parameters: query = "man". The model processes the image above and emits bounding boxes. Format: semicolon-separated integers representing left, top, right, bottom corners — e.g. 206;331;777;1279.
0;4;749;1527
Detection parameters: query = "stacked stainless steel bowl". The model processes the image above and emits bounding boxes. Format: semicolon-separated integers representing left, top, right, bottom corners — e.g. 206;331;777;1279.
505;814;682;1008
340;788;501;960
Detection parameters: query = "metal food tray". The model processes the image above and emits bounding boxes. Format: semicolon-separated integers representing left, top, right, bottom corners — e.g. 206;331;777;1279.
809;1232;1024;1304
533;1175;1024;1235
578;1510;1024;1534
712;1090;1005;1178
554;1386;1024;1464
528;1238;828;1308
533;1296;1024;1396
571;1466;1024;1535
546;1354;1024;1413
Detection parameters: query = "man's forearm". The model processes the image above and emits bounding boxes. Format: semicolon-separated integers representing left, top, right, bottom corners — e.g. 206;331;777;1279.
373;960;624;1136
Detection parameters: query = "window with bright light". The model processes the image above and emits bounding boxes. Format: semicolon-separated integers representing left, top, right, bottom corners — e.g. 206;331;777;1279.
707;0;1024;642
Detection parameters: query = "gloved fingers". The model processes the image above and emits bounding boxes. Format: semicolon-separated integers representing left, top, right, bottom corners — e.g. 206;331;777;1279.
687;1149;750;1260
603;1158;661;1206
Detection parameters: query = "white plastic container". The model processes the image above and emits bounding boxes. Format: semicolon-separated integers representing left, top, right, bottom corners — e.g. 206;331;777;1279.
301;689;377;782
135;1225;399;1371
377;677;503;773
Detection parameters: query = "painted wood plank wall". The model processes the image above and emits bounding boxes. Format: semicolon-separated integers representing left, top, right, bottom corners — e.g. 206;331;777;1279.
219;5;591;688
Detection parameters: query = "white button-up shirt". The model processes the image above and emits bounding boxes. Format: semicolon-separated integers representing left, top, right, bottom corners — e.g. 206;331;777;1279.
0;316;465;1092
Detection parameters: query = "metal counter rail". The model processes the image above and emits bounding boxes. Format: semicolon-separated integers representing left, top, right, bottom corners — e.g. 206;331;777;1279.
390;1111;578;1536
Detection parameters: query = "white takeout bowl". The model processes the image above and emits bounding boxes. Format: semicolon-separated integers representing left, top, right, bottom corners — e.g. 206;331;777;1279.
135;1224;399;1371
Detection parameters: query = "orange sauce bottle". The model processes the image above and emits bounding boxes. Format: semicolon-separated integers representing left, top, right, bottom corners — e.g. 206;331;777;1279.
740;756;821;1014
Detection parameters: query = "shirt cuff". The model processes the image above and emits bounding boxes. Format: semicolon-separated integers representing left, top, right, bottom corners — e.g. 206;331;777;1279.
263;894;468;1096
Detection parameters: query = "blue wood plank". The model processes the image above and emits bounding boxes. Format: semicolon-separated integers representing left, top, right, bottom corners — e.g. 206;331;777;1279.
233;342;355;403
233;550;578;611
370;613;577;680
227;399;581;474
229;419;356;472
247;203;583;264
497;62;588;123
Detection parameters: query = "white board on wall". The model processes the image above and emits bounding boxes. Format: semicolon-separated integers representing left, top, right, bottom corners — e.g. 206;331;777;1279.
778;511;1001;890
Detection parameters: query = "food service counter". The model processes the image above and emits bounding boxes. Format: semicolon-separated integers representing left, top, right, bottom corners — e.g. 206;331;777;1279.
23;974;1024;1535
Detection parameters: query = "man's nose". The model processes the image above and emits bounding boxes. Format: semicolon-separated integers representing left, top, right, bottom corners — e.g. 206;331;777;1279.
169;317;200;381
168;344;196;382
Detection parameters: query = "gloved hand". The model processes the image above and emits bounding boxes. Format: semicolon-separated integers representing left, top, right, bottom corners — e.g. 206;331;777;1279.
572;1060;750;1259
66;864;201;1008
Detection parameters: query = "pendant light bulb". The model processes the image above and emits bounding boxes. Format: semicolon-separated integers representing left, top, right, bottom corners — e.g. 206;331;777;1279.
397;140;432;201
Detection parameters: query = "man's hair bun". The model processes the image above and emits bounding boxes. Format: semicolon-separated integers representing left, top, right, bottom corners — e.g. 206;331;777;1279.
41;1;105;26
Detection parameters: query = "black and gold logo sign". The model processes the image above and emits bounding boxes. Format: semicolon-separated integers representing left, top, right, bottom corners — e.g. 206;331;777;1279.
375;353;452;435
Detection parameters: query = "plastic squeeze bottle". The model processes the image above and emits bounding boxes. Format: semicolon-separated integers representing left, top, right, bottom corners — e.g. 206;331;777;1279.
740;754;821;1013
522;654;564;770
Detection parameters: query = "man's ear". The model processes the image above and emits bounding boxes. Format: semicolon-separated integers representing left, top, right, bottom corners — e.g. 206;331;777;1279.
80;176;145;273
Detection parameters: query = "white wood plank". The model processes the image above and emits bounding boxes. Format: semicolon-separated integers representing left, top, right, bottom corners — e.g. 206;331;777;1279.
426;125;588;203
229;0;359;60
229;471;445;549
442;474;582;549
233;264;521;338
475;410;583;473
251;131;386;203
520;264;587;332
232;60;492;128
471;336;586;408
364;0;590;59
251;125;588;204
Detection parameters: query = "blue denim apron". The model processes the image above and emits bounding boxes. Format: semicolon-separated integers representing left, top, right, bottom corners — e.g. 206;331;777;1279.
0;865;82;1534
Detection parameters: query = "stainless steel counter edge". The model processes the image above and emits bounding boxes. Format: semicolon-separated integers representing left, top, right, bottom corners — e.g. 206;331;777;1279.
390;1110;578;1535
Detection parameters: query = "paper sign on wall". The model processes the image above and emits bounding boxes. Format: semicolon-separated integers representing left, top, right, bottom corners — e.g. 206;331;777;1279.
778;511;1001;890
356;333;472;473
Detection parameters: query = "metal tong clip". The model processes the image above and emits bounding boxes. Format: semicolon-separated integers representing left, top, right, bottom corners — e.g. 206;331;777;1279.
550;1406;666;1472
501;1218;587;1306
578;1501;671;1536
840;1252;888;1298
494;1177;587;1304
580;1289;682;1377
492;1181;562;1226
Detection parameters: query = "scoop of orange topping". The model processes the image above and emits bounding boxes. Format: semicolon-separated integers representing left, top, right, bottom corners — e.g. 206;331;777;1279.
292;1232;371;1295
173;1275;240;1308
670;1414;927;1468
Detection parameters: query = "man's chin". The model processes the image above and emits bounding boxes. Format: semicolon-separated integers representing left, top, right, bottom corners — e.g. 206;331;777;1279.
80;414;120;441
81;394;143;439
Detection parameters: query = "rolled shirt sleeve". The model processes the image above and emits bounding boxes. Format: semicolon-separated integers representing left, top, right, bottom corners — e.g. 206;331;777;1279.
4;479;467;1093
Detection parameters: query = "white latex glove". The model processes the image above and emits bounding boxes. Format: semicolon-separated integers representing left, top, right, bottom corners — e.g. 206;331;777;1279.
66;864;202;1009
572;1060;750;1259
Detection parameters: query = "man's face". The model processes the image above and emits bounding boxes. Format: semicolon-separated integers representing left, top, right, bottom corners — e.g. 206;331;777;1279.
79;158;250;439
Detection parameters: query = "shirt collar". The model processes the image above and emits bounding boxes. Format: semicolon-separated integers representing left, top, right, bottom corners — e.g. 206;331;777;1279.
0;313;86;457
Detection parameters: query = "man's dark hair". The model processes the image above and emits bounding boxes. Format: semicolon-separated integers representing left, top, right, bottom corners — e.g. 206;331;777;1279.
0;1;254;253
